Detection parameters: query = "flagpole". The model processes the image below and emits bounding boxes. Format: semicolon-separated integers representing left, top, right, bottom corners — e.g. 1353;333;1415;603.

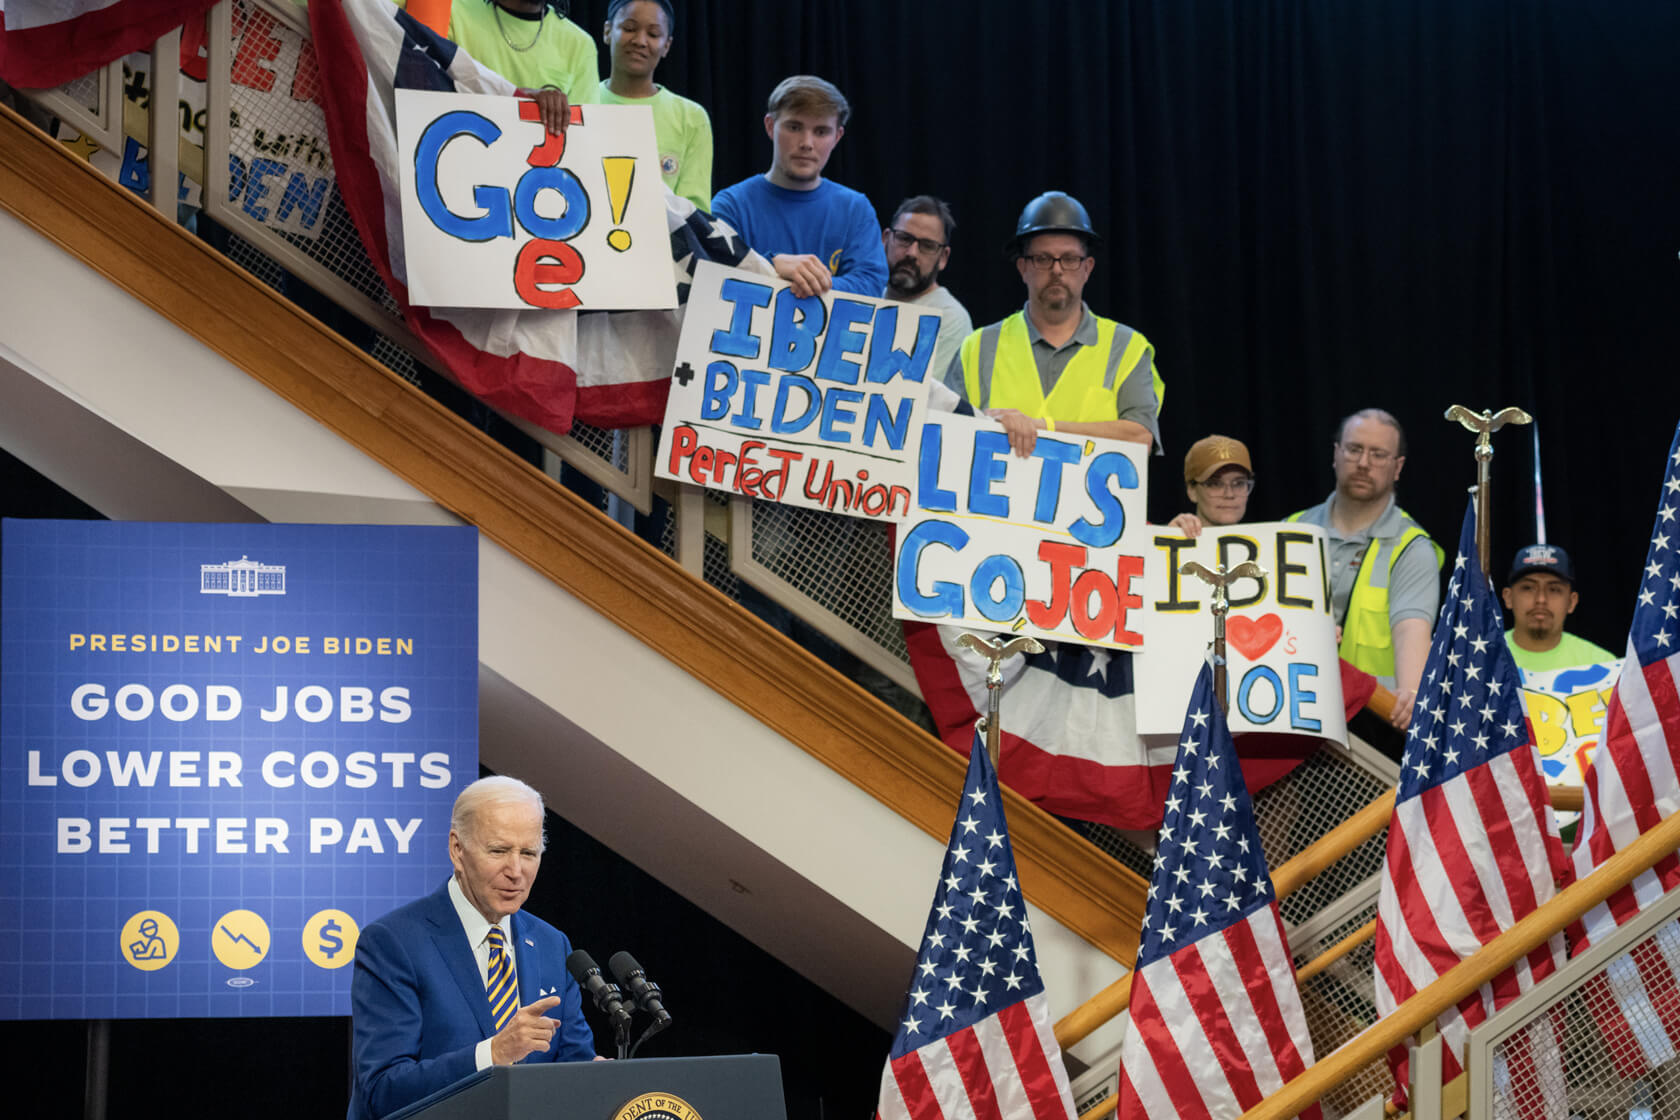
1444;405;1533;578
1179;560;1267;712
956;633;1045;769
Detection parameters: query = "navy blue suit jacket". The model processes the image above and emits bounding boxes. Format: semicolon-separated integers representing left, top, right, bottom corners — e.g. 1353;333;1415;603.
348;880;595;1120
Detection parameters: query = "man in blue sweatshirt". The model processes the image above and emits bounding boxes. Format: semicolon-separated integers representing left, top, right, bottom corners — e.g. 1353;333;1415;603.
712;75;887;299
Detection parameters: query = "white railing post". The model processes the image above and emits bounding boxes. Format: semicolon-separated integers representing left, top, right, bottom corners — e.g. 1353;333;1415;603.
147;28;182;217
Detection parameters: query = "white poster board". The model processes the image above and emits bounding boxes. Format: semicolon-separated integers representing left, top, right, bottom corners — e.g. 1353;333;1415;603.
892;413;1152;649
395;91;675;310
1518;659;1623;827
654;261;940;520
1133;523;1347;742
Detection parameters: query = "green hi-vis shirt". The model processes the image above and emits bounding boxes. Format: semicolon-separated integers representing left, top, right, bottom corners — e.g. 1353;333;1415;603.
590;83;714;211
399;0;599;96
1505;630;1618;674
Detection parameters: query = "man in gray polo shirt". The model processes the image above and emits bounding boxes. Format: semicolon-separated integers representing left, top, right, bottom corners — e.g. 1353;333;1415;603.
941;191;1162;456
1290;408;1443;730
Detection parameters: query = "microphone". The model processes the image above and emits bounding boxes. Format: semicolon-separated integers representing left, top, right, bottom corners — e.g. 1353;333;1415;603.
565;949;634;1031
608;951;672;1026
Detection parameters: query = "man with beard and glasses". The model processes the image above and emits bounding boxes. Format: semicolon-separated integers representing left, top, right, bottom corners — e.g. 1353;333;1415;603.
1288;408;1444;729
941;190;1164;457
881;196;972;377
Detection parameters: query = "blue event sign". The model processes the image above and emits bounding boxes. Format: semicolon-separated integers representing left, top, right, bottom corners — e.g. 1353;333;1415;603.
0;520;479;1020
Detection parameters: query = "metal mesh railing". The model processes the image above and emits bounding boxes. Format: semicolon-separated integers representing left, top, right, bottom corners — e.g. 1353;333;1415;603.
1291;901;1391;1119
60;71;102;113
1261;749;1393;930
221;229;288;292
218;1;391;312
1485;917;1680;1120
567;421;623;470
745;500;909;663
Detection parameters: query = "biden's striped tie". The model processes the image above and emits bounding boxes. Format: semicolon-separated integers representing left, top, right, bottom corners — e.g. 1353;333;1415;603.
485;926;517;1030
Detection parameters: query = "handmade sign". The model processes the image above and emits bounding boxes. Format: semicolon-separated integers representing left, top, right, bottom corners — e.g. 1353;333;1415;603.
1133;523;1346;740
54;2;335;238
892;413;1151;648
1518;660;1622;819
395;91;675;310
655;261;940;519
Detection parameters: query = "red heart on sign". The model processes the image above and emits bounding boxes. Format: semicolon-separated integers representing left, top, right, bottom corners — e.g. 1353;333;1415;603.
1227;613;1284;660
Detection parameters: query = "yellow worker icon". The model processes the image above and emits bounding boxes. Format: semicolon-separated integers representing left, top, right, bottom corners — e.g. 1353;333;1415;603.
120;911;179;971
212;909;271;970
303;909;360;969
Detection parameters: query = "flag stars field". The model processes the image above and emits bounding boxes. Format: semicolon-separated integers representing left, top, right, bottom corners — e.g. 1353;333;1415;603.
1115;666;1321;1120
878;736;1076;1120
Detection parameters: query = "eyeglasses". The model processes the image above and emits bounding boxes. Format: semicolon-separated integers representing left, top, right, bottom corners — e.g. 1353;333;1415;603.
1195;476;1255;496
1337;442;1397;465
886;228;946;255
1023;252;1088;272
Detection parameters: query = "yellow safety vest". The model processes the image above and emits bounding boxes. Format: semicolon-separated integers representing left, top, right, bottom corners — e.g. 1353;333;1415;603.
958;311;1164;422
1287;510;1445;678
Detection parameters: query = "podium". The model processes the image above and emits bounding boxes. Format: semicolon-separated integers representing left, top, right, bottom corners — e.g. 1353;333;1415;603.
384;1055;787;1120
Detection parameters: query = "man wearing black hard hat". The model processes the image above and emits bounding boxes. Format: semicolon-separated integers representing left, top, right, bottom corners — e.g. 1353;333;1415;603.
941;191;1164;457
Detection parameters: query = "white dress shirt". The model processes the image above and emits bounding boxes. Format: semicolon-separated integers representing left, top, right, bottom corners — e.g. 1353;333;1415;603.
447;876;516;1070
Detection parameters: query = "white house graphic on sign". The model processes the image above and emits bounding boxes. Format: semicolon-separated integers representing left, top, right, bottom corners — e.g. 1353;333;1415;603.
200;556;287;597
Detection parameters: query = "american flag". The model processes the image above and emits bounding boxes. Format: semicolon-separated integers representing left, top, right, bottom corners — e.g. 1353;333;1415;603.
1115;663;1320;1120
1569;421;1680;1077
0;1;216;90
1371;502;1570;1103
306;0;770;436
903;621;1378;831
876;733;1077;1120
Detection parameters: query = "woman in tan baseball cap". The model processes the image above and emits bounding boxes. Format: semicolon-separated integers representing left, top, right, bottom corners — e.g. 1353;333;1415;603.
1168;435;1254;537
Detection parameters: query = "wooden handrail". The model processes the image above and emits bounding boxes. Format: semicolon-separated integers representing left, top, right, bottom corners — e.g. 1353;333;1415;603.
1076;807;1675;1120
1550;784;1584;813
1271;790;1397;898
1056;781;1590;1050
1239;808;1680;1119
1367;684;1398;724
1294;919;1378;986
0;103;1152;960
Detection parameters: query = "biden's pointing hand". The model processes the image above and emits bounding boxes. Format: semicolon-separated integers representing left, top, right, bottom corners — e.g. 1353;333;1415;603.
490;995;563;1065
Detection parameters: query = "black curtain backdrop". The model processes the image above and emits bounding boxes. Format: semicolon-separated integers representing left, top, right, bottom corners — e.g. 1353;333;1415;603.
576;0;1680;648
6;1;1680;1114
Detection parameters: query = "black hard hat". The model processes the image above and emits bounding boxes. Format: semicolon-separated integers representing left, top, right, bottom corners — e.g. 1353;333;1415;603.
1006;191;1102;258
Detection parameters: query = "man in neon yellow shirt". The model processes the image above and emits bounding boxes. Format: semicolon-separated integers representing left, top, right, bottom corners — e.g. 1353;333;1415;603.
1289;409;1442;730
1502;543;1616;672
403;1;598;98
590;0;712;211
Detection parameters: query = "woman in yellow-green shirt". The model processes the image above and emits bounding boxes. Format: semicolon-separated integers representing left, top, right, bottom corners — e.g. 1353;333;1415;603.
590;0;714;211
